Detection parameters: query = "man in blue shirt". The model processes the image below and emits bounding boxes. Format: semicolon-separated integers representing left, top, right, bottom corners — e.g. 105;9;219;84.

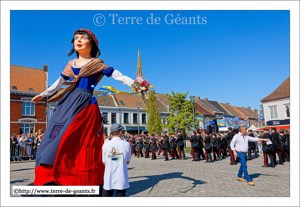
230;126;269;186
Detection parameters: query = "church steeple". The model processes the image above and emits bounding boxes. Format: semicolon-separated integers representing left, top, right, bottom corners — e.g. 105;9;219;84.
137;48;143;79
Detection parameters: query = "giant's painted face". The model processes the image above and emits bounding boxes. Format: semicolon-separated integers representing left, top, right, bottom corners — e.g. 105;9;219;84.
74;34;92;54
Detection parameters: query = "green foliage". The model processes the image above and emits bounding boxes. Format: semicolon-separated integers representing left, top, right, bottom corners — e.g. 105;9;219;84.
145;91;162;134
163;91;200;135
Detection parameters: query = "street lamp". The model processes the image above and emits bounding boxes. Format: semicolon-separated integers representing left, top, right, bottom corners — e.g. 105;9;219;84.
190;96;195;130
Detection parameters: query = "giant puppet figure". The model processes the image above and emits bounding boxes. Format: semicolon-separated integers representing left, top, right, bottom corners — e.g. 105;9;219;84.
31;29;134;188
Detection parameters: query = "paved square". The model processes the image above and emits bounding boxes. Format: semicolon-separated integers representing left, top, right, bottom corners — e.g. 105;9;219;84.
10;152;290;197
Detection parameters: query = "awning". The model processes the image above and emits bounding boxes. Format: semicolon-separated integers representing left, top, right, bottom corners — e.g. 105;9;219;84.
125;127;147;131
255;125;290;131
264;125;290;130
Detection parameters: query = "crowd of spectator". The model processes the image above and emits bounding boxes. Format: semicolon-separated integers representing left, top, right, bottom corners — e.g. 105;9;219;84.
10;129;44;161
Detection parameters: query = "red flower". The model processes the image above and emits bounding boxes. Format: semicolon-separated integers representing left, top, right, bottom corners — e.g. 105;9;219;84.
141;82;144;87
135;88;138;91
146;88;148;91
146;82;150;87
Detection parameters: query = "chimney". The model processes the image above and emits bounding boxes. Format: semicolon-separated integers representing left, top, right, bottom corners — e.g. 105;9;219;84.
254;109;258;114
204;98;208;101
247;106;251;110
226;102;229;105
196;96;200;101
43;64;48;72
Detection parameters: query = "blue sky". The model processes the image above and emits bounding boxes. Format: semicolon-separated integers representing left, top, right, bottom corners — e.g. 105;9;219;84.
11;10;290;111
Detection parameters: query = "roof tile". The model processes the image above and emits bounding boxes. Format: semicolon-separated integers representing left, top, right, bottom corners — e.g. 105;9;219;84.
261;77;290;102
10;65;47;93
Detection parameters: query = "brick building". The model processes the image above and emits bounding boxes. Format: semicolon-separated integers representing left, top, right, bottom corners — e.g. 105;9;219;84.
10;65;48;135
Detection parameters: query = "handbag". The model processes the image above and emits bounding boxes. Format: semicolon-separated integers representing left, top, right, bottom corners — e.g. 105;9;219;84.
193;143;198;148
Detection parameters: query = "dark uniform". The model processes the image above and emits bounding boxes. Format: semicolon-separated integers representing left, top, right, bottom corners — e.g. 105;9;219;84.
219;136;226;159
190;135;199;161
204;135;213;162
161;137;169;161
158;138;164;155
226;131;237;165
262;132;274;167
271;131;283;164
130;137;137;156
137;138;144;158
212;136;221;161
176;133;186;159
144;138;150;158
163;135;172;157
248;132;258;160
170;136;179;159
197;134;205;160
150;138;157;160
280;132;290;162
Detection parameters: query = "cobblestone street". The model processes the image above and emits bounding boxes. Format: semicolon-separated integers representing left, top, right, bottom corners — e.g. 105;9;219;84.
10;152;290;197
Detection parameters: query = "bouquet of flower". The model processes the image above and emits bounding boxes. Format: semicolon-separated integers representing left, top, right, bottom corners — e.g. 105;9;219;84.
131;74;153;94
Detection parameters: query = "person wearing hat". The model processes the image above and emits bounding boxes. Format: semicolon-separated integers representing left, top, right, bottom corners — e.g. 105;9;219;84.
225;128;237;165
280;130;289;162
271;128;283;165
247;130;258;160
212;134;221;161
144;137;151;158
137;136;144;158
150;135;158;160
102;124;131;197
190;131;199;161
204;133;213;163
196;131;205;160
231;126;270;186
129;136;137;156
176;130;186;160
31;29;135;188
170;133;179;159
262;129;275;167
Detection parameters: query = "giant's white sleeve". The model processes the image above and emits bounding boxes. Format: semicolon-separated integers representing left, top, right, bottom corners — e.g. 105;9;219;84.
40;76;66;98
111;70;134;86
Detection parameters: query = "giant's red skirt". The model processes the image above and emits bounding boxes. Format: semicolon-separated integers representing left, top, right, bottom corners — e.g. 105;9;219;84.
34;104;104;186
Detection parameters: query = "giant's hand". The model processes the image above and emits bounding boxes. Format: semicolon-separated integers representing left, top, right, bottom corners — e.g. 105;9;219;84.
32;95;43;104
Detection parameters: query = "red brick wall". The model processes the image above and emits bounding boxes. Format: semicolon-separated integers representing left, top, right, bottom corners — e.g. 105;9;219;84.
10;123;20;135
10;94;47;135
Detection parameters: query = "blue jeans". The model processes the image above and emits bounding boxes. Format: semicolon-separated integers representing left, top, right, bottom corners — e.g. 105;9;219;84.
237;152;251;182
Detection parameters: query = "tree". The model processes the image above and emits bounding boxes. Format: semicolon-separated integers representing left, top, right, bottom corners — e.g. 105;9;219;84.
145;90;162;134
163;91;200;135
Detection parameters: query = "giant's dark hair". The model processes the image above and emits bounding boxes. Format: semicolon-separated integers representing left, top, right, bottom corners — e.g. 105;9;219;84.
67;30;101;58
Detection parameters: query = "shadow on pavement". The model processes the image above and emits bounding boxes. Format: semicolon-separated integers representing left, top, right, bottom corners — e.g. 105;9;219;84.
11;179;30;184
250;173;279;179
127;172;206;196
12;168;35;172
